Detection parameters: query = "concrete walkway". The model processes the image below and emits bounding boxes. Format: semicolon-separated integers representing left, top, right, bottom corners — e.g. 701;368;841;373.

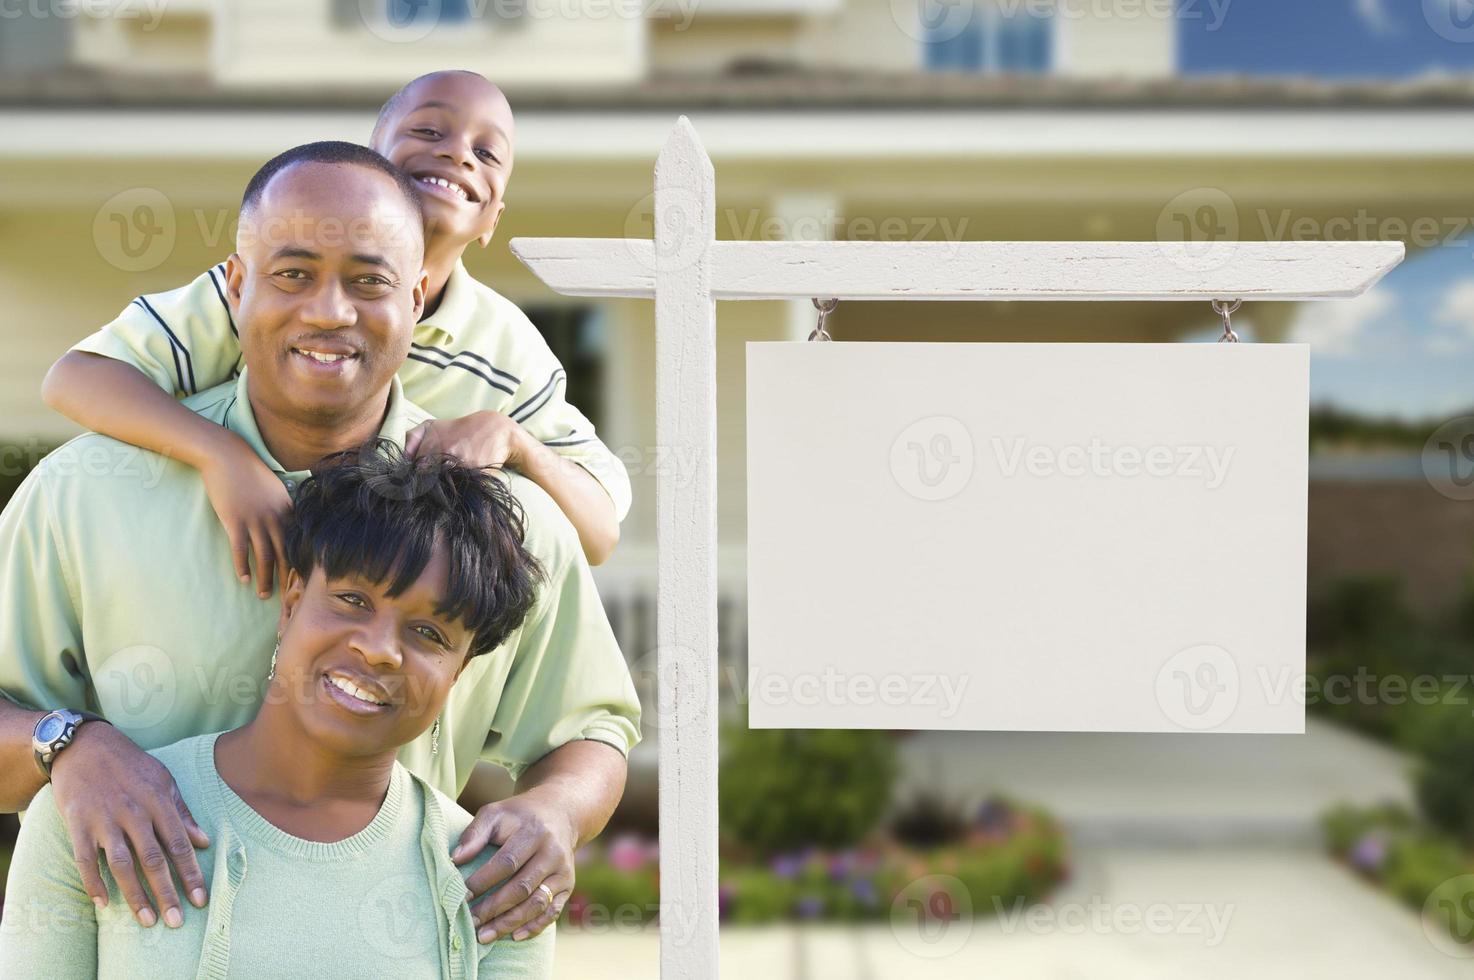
554;848;1467;979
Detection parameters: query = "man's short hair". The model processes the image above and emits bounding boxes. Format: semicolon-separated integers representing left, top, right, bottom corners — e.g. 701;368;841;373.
239;140;425;230
285;441;543;660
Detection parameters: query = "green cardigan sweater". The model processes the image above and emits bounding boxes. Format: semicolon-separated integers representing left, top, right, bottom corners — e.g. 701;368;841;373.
0;731;553;980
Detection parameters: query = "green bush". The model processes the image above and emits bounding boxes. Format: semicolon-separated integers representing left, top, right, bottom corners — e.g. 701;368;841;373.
568;800;1068;928
1383;835;1469;909
719;726;897;857
1307;574;1414;650
1416;753;1474;848
889;789;968;848
568;861;659;926
1322;801;1474;942
1305;572;1474;743
721;866;799;924
1399;697;1474;845
1321;801;1413;856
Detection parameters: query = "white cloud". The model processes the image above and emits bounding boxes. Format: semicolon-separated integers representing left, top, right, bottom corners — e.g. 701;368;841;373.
1354;0;1399;34
1428;275;1474;351
1289;288;1397;357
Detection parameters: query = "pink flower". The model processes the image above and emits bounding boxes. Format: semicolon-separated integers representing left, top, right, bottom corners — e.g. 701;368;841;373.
609;834;656;872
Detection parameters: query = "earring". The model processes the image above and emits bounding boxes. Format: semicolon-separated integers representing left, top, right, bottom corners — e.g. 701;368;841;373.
431;716;441;756
267;639;279;682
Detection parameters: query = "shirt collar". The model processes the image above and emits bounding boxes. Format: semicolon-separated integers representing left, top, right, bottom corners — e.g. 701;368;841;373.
223;368;419;483
417;260;475;344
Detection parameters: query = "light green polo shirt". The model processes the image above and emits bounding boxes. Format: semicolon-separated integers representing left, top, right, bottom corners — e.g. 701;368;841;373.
0;372;641;797
71;260;632;521
0;731;553;979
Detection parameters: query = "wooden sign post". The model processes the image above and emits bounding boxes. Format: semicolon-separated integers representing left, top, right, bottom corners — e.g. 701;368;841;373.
509;117;1405;979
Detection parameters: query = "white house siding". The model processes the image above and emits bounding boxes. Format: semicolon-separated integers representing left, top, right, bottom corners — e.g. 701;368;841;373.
212;1;646;88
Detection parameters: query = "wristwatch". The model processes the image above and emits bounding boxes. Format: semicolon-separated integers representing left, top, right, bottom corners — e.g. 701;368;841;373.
32;708;108;779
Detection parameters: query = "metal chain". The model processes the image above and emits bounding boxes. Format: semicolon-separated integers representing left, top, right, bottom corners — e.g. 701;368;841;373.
1213;299;1243;343
809;298;838;342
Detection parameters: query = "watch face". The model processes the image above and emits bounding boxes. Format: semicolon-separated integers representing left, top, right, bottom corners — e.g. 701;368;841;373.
36;714;66;743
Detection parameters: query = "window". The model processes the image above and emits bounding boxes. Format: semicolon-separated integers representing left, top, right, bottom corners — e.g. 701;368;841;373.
521;304;608;433
385;0;474;27
923;3;1053;74
332;0;483;30
997;9;1051;72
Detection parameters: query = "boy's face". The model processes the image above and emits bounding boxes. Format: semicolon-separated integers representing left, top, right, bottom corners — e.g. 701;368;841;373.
372;73;515;252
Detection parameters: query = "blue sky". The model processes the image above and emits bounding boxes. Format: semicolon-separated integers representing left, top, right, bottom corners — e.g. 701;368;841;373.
1291;242;1474;420
1174;0;1474;419
1179;0;1474;79
1178;242;1474;420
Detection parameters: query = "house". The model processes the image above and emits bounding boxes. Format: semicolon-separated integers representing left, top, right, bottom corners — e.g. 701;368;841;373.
2;1;1472;765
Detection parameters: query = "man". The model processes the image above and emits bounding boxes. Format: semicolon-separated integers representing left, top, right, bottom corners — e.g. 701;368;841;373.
0;141;639;947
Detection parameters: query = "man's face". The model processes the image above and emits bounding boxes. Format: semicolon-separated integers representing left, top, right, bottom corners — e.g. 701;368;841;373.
372;72;515;251
226;161;426;424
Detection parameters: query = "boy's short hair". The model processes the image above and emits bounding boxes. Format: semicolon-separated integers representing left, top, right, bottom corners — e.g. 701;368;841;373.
285;440;543;659
370;69;494;146
239;140;425;230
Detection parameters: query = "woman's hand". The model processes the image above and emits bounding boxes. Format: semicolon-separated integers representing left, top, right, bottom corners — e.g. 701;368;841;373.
199;435;292;598
454;789;578;943
49;720;211;928
404;411;530;473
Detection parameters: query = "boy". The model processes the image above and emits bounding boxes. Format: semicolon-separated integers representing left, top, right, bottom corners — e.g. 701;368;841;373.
43;69;628;597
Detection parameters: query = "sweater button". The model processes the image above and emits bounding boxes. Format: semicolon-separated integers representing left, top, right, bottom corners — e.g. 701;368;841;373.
451;935;462;951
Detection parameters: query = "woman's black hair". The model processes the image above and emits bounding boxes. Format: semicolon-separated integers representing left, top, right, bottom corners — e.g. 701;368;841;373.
284;440;543;659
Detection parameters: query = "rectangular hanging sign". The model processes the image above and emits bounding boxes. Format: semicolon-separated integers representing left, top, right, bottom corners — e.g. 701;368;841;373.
746;342;1308;734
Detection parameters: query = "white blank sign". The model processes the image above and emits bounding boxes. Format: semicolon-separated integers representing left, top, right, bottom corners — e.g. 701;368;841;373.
747;342;1308;734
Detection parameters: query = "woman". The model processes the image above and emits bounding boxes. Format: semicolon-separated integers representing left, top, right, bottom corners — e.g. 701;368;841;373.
0;442;550;979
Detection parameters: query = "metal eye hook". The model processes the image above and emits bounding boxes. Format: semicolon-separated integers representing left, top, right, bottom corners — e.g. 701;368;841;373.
1212;299;1243;343
809;298;839;342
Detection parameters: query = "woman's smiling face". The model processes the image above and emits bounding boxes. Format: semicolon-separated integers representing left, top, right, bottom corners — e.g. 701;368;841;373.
274;543;472;757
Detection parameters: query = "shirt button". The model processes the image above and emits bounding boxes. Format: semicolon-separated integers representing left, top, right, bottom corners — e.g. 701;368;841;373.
283;479;296;492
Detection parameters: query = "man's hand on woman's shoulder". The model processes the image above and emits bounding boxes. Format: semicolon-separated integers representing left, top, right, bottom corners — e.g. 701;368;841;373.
453;788;578;945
